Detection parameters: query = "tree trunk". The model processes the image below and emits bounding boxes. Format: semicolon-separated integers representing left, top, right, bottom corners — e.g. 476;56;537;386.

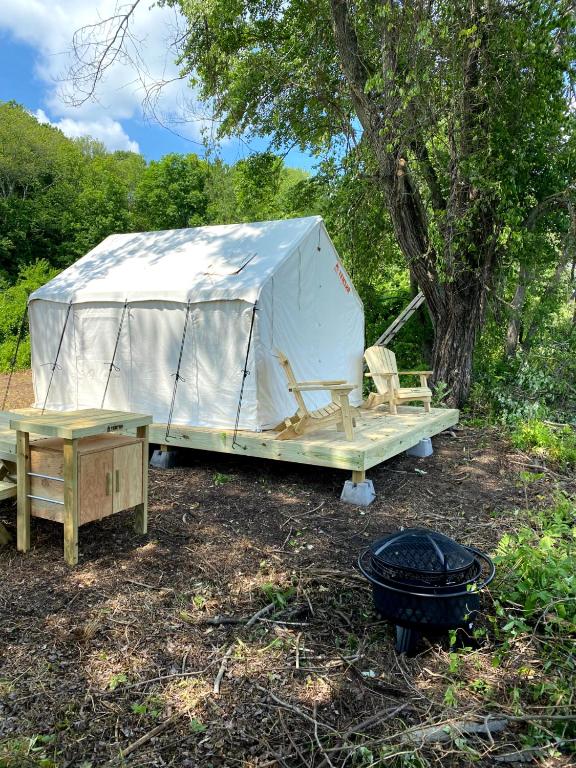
522;253;571;351
431;295;481;407
410;274;432;362
382;167;491;408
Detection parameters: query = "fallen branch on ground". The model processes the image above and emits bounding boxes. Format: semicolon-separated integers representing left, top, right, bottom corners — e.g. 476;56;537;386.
120;712;182;758
245;602;276;628
402;718;508;745
342;704;408;738
213;644;235;695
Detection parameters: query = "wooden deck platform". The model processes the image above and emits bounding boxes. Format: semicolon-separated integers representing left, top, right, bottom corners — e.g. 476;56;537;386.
0;406;458;478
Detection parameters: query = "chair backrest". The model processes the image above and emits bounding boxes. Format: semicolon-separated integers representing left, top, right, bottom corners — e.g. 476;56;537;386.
276;350;309;417
364;346;400;393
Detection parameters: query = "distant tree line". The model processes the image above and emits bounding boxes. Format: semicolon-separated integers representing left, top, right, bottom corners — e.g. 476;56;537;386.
0;101;315;280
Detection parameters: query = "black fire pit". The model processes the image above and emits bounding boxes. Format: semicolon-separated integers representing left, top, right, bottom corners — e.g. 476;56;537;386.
358;528;494;654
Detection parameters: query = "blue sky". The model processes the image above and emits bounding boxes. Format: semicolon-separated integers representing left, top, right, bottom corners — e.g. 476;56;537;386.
0;2;314;170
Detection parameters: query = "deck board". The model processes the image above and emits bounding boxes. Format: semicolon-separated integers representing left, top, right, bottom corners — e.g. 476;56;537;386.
0;406;458;473
157;405;458;471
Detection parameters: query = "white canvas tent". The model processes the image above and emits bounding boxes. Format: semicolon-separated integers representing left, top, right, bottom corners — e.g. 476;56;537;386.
29;216;364;432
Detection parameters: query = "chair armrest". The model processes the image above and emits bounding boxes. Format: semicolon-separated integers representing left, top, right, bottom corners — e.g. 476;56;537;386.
397;371;433;376
364;372;395;379
290;382;354;393
397;371;433;390
293;379;346;387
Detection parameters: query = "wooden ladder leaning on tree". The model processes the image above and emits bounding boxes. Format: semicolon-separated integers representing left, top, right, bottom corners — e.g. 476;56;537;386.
273;351;357;441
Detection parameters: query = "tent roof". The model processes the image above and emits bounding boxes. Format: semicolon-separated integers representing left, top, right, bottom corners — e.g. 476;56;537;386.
30;216;326;305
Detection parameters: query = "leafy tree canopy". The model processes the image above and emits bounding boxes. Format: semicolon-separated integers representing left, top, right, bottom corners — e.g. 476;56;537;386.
160;0;576;404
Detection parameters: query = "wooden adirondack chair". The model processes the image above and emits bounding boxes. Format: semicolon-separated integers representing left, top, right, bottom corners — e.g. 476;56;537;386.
363;346;432;414
274;351;357;441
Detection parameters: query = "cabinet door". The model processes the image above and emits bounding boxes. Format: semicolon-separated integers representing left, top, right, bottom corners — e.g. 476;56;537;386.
113;443;143;513
78;449;114;524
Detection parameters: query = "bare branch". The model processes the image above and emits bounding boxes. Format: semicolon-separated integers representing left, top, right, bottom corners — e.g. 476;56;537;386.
65;0;144;106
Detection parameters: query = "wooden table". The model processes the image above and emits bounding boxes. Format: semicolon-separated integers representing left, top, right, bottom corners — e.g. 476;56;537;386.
11;409;152;566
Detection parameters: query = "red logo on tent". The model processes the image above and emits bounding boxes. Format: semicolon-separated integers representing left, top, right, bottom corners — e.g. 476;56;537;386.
334;262;351;293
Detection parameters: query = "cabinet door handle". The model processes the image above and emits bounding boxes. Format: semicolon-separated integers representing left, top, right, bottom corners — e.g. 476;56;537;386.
115;469;120;493
105;472;112;496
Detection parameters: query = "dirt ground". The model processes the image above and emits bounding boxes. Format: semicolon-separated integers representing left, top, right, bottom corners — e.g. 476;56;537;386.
0;371;572;767
0;369;34;410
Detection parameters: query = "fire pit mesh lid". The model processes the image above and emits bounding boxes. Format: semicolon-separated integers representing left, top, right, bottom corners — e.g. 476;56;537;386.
370;528;477;585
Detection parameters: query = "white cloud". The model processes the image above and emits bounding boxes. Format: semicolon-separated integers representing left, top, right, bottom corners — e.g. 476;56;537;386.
34;108;140;152
0;0;211;151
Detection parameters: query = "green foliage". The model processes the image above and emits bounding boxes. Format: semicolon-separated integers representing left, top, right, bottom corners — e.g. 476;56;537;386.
231;152;283;222
490;497;576;743
212;472;233;486
131;698;162;719
0;261;58;372
69;150;145;257
205;153;315;224
436;497;576;755
510;420;576;469
189;718;207;734
471;315;576;423
261;582;294;609
133;153;209;230
494;497;575;632
0;102;83;278
430;380;451;407
0;733;57;767
107;672;128;691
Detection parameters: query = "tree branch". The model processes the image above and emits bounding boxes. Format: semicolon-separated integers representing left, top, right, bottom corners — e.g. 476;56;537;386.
329;0;375;131
524;189;573;231
65;0;144;106
410;140;447;212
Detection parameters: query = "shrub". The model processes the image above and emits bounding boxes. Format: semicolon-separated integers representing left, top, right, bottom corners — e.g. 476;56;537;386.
510;420;576;469
494;497;575;631
0;260;58;372
490;496;576;745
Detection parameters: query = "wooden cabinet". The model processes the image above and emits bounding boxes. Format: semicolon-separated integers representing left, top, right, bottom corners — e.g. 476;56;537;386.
30;434;144;525
13;408;151;566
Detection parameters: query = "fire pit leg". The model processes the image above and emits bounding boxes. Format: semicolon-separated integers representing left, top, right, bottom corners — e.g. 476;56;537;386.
395;626;419;655
341;471;375;506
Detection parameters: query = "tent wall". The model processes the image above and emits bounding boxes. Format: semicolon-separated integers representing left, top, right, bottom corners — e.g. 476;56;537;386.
126;300;257;429
30;299;259;430
255;225;364;429
30;300;79;411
